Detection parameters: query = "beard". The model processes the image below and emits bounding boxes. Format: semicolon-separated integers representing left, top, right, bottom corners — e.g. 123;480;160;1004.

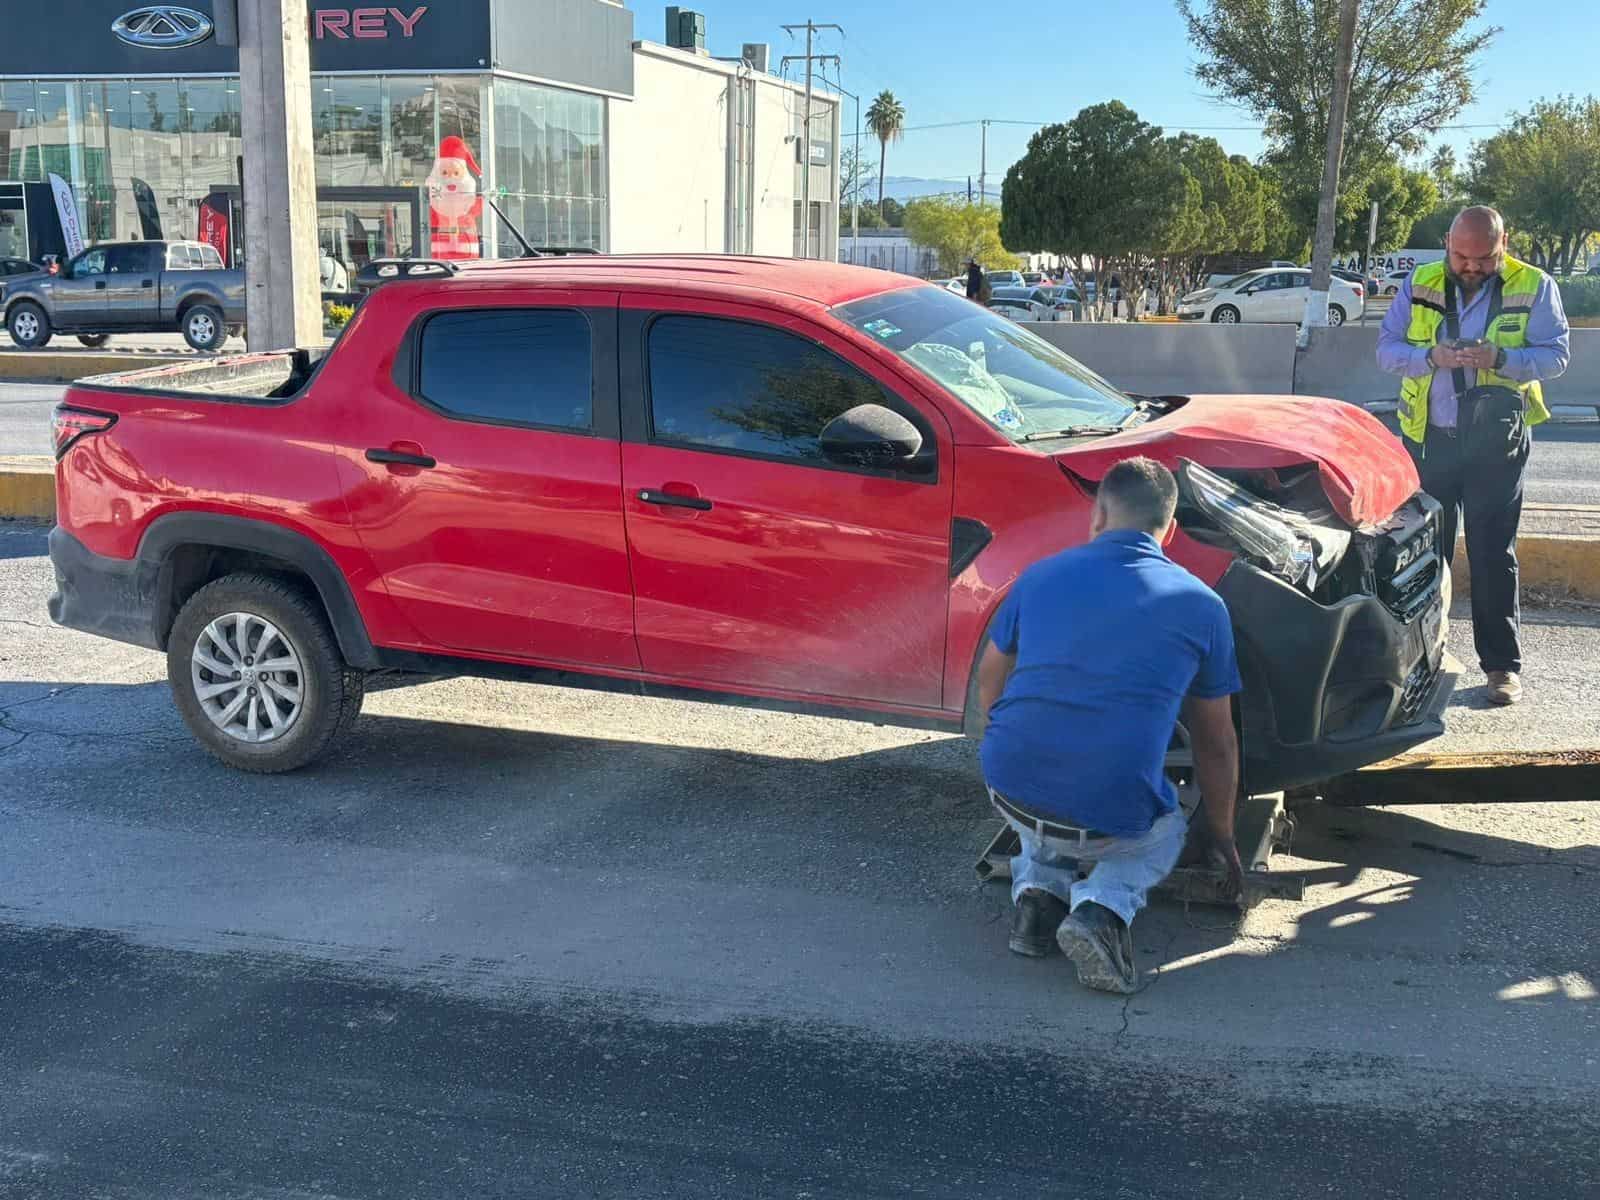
1446;262;1496;292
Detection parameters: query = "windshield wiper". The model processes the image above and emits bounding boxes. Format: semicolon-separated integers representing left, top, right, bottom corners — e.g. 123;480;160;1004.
1017;425;1121;442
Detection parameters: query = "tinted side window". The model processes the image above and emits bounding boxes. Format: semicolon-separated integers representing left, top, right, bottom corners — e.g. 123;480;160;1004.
647;315;894;464
418;308;592;431
106;244;154;274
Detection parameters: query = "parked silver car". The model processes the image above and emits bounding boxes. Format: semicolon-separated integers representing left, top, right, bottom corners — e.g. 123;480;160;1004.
987;285;1056;322
4;240;245;350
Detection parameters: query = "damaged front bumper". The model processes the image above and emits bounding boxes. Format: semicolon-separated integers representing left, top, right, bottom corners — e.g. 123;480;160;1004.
1223;497;1455;793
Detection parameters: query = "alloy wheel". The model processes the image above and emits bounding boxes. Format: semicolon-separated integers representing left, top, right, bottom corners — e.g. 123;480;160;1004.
190;611;305;743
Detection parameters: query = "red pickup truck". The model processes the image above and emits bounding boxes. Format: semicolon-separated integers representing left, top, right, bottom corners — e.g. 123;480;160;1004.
48;255;1452;784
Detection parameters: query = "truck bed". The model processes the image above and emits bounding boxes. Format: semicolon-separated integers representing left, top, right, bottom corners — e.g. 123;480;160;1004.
75;349;327;402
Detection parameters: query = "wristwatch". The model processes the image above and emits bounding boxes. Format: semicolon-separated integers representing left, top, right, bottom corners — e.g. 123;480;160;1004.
1493;345;1508;370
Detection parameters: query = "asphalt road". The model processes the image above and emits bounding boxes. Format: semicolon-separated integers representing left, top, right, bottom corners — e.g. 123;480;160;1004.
4;382;1595;507
1;523;1597;1198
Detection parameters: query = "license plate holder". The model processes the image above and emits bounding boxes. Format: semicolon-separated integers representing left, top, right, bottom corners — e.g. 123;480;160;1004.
1420;592;1444;669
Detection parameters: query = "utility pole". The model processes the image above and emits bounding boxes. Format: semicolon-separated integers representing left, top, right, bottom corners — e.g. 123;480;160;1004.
978;119;990;206
780;22;843;259
237;0;321;351
1360;199;1378;325
1302;0;1360;341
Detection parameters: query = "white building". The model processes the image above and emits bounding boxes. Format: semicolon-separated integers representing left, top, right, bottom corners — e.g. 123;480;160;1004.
611;41;839;258
0;2;841;267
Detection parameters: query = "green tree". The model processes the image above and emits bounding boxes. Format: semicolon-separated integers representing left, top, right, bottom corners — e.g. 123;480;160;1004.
1406;203;1457;250
1469;96;1600;273
864;91;906;219
1334;159;1439;249
1427;144;1461;200
880;196;906;227
999;102;1191;302
1168;135;1268;276
1181;0;1496;248
904;197;1018;275
841;204;885;231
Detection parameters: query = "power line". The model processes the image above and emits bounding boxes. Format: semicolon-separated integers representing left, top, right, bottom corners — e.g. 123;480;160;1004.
895;117;1507;135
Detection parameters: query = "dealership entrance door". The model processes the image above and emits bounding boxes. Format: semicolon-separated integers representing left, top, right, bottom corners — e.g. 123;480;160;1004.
317;188;422;273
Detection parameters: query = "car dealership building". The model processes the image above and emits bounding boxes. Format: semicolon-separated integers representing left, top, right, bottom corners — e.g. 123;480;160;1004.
0;0;839;268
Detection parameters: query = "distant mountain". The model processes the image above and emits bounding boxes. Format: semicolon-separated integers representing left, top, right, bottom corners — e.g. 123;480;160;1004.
867;175;1002;204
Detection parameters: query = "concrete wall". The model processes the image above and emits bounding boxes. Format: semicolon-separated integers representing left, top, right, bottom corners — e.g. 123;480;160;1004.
607;49;730;253
1023;322;1600;406
1025;323;1299;396
1296;326;1600;407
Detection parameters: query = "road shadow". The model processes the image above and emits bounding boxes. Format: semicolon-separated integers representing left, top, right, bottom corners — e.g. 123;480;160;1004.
0;521;49;561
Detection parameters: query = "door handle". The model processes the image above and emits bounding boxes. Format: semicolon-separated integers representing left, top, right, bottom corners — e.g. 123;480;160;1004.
638;488;712;511
366;447;436;469
141;279;154;289
94;281;106;290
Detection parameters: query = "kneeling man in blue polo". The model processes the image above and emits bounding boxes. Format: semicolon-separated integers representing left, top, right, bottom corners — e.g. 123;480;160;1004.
977;456;1243;994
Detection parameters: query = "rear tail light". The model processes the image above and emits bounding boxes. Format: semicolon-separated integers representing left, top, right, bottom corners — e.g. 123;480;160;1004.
52;405;117;459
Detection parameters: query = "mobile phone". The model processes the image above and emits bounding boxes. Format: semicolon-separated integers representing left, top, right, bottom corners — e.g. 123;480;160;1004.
1451;337;1487;350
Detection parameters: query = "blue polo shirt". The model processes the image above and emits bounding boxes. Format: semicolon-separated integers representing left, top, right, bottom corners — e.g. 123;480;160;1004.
979;530;1241;837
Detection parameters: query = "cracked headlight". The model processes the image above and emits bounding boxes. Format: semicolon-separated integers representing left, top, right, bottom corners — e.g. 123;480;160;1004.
1178;461;1350;590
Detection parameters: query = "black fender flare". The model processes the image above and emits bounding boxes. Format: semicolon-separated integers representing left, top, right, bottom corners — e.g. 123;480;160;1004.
960;602;1009;738
138;513;379;668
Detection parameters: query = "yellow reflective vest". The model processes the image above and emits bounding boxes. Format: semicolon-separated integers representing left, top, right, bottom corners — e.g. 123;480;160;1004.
1396;255;1551;443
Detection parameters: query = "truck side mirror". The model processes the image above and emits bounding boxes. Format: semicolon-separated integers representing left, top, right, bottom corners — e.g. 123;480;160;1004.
819;404;924;470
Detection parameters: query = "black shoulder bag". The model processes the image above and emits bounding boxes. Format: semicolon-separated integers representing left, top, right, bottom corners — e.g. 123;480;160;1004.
1442;275;1525;462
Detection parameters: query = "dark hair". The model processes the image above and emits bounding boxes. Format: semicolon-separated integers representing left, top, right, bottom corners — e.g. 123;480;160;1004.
1098;456;1178;533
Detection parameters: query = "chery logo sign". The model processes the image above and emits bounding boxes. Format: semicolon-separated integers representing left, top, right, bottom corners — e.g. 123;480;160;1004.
111;5;214;49
313;6;427;39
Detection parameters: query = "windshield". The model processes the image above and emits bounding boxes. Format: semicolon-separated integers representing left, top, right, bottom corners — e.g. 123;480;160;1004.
834;286;1136;440
1215;272;1264;291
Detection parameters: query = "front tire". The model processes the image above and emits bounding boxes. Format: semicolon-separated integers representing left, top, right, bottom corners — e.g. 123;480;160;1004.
1211;305;1240;325
7;300;52;348
167;572;365;773
181;303;227;351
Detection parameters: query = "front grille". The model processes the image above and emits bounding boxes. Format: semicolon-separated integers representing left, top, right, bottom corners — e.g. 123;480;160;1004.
1398;656;1439;725
1377;508;1442;623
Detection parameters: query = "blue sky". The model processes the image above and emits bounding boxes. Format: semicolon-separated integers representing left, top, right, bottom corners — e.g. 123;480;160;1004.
665;0;1586;189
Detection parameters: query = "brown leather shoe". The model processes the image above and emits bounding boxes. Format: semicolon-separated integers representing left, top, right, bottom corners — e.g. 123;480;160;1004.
1486;670;1523;706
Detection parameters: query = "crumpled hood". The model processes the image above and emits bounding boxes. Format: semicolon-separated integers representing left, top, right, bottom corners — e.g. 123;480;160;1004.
1052;393;1418;526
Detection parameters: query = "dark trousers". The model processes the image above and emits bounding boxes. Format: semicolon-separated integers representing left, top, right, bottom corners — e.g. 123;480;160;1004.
1405;423;1530;673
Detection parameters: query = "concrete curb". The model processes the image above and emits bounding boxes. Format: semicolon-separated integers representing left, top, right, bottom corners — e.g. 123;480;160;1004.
4;456;1596;600
0;351;176;383
1451;535;1600;602
0;456;54;521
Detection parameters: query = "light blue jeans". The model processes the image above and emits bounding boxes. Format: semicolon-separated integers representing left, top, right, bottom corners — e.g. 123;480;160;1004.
991;789;1189;926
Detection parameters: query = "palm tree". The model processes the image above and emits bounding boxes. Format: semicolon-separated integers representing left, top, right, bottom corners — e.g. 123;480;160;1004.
864;90;905;220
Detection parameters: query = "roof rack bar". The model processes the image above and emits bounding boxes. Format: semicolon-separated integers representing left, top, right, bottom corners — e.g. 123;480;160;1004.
353;257;461;290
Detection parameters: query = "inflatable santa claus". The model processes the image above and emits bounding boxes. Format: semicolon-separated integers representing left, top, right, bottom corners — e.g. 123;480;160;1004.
426;135;483;260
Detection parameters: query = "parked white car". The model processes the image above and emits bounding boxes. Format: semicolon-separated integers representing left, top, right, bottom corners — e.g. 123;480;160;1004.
984;270;1026;290
1177;268;1364;326
1380;269;1411;296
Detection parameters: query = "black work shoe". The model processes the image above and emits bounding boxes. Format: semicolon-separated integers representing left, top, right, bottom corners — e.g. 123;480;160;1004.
1056;902;1139;994
1009;889;1069;957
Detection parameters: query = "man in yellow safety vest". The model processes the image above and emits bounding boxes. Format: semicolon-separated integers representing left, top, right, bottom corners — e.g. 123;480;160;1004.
1376;206;1570;706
